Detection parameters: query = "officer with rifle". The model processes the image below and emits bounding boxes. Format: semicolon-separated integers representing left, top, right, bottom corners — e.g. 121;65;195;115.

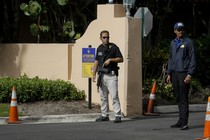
92;30;124;123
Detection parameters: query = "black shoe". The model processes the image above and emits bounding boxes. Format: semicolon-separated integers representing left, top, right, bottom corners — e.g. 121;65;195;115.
170;123;181;128
114;116;121;123
180;125;189;130
95;116;110;122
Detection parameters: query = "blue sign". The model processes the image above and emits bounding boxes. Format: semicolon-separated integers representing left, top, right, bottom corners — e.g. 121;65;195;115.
82;48;95;62
82;48;95;78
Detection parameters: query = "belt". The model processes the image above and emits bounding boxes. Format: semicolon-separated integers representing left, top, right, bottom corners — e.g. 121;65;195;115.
104;71;115;76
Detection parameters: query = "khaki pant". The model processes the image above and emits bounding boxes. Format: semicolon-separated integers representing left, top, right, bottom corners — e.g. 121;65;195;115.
99;74;121;117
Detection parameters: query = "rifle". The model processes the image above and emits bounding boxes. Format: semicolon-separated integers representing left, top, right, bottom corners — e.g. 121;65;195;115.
97;72;102;90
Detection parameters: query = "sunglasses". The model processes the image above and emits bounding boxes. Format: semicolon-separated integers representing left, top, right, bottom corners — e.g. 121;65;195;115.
177;28;184;32
102;36;109;39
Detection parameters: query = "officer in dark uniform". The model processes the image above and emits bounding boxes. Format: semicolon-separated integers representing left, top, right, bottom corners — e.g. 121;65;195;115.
92;30;124;123
166;22;196;130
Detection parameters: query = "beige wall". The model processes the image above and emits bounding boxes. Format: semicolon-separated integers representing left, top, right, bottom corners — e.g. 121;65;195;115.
0;44;72;80
0;4;142;117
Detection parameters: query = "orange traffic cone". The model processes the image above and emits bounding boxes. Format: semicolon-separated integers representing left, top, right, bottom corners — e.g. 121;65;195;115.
144;81;159;116
196;97;210;140
8;86;21;124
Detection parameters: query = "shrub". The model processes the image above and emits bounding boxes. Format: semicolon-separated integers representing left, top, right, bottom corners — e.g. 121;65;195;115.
0;75;85;103
143;79;176;106
194;35;210;86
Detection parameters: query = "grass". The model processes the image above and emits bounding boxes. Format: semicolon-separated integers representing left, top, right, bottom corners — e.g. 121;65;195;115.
0;103;24;117
0;103;10;117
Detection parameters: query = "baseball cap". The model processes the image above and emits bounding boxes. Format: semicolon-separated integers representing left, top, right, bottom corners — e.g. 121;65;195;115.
174;22;184;30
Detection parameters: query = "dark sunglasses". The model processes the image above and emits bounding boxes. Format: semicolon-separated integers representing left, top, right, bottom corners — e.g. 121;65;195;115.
102;36;109;39
177;28;184;32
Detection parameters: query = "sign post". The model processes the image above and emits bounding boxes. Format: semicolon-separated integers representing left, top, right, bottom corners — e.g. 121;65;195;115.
134;7;153;37
82;45;95;109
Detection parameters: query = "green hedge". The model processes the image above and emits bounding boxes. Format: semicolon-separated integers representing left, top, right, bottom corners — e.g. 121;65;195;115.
0;75;85;103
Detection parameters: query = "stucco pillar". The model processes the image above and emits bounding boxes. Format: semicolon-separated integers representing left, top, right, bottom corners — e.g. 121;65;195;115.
72;4;142;117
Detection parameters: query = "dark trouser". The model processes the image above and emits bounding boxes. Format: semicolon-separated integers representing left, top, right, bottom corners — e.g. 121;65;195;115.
171;72;190;126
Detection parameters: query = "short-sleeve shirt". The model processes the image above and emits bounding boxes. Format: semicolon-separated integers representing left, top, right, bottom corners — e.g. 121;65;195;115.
95;43;123;71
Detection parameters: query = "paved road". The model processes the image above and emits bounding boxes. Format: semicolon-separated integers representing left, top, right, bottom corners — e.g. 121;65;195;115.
0;112;206;140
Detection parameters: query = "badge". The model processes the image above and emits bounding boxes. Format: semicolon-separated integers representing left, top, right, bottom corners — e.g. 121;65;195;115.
180;45;185;48
98;52;102;56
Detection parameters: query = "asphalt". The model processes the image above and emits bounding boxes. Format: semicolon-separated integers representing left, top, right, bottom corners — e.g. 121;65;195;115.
0;104;207;125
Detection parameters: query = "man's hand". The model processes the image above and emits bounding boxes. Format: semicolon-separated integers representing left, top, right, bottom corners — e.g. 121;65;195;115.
92;60;98;82
93;75;97;82
103;59;111;66
103;57;123;67
184;75;191;83
166;75;171;84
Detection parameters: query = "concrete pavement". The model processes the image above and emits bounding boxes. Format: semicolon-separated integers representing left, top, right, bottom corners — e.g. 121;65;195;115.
0;112;206;140
0;104;207;125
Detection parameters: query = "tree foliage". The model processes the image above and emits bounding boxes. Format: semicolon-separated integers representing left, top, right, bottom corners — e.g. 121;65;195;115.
194;35;210;86
0;0;99;43
1;0;210;43
19;0;84;43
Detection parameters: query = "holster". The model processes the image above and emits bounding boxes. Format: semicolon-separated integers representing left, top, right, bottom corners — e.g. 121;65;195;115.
114;66;119;76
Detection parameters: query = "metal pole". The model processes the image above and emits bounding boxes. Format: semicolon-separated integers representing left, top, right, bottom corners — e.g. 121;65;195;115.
88;77;92;109
88;45;92;109
141;8;145;87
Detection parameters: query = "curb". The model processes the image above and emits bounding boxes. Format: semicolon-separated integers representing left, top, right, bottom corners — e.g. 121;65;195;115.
154;104;207;113
0;113;119;125
0;104;206;125
0;113;101;125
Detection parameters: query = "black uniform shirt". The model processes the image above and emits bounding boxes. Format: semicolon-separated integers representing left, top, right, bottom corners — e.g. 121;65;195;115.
95;43;123;71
